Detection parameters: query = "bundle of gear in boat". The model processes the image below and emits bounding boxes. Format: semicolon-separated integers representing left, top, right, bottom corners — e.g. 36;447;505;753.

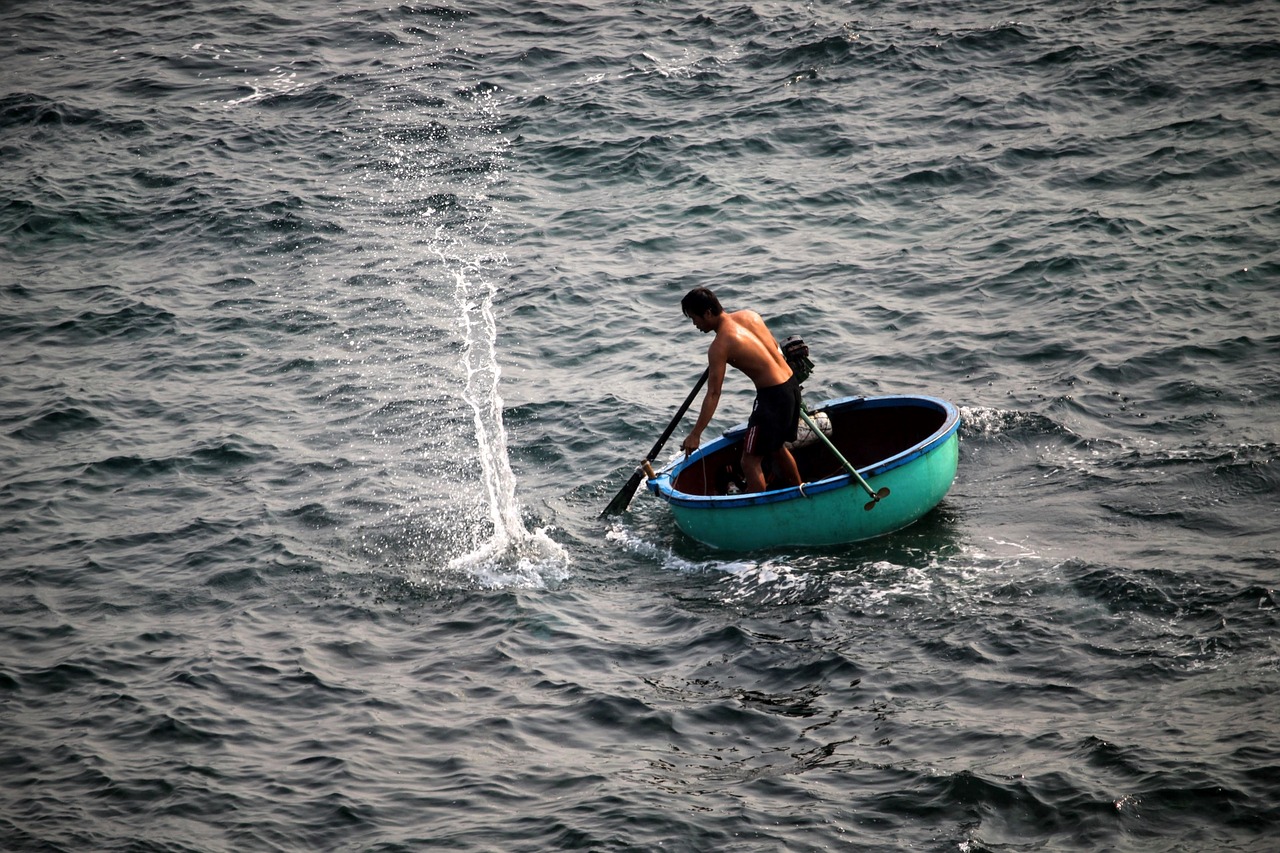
709;334;835;495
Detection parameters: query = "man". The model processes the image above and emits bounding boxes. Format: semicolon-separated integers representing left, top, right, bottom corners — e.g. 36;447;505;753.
679;287;802;493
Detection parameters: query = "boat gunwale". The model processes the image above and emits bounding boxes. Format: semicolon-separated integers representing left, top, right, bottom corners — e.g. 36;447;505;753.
648;394;960;510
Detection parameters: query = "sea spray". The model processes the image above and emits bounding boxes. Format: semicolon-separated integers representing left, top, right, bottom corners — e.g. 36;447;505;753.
441;235;568;586
422;83;568;585
355;46;568;585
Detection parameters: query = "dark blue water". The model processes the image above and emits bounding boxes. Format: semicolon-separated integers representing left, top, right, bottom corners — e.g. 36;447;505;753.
2;1;1277;850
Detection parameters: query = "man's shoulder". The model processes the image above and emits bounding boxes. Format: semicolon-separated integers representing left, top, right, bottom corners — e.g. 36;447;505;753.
728;309;770;334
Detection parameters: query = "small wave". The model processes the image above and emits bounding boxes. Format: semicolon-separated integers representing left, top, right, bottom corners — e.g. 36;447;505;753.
604;524;1012;612
1068;560;1181;619
1;197;113;248
959;405;1067;441
78;438;268;483
219;60;325;109
636;48;705;80
0;91;148;135
45;301;177;344
604;524;827;606
1109;439;1277;474
894;158;1001;191
81;453;178;480
606;522;753;576
257;85;350;113
9;406;103;442
1063;55;1183;105
745;33;856;72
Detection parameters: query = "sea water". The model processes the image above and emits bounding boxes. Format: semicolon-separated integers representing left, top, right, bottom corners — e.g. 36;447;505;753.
2;2;1277;850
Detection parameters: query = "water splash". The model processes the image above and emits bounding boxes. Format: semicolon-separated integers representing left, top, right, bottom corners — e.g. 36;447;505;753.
356;44;568;587
441;236;568;587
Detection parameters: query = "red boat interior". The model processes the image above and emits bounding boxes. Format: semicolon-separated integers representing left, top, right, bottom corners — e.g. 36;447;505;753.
672;402;947;497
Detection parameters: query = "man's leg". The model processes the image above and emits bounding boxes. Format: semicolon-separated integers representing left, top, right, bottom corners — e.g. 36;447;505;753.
741;451;767;492
741;447;801;492
773;446;801;487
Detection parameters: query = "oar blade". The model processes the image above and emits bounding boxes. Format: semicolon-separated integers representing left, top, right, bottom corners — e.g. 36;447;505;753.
601;467;645;518
599;369;709;519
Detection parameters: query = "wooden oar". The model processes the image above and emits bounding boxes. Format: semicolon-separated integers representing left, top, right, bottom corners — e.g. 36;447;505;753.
600;369;710;517
798;409;889;511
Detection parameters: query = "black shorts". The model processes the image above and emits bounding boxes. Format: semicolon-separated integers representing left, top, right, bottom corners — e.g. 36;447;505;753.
744;377;801;455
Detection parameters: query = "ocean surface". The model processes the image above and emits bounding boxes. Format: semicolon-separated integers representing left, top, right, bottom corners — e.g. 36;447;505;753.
2;1;1277;850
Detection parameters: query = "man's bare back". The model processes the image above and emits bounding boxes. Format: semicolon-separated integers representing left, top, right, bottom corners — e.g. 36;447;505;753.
709;309;794;390
678;290;801;495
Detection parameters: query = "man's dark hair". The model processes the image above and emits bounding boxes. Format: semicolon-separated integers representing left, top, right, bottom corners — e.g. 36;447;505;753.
681;287;723;318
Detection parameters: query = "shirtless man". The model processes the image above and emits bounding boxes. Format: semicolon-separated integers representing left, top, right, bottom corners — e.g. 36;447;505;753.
679;287;803;493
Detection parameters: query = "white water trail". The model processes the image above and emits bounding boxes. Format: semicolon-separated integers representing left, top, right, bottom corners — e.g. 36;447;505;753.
369;57;567;586
439;237;568;587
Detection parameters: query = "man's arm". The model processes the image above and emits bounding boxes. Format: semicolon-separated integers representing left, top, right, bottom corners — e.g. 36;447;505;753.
681;353;726;455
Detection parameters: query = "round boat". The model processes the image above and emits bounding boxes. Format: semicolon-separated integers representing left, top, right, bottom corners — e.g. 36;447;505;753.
646;394;960;550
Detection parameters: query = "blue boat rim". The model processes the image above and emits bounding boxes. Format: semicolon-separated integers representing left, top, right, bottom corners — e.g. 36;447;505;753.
649;395;961;510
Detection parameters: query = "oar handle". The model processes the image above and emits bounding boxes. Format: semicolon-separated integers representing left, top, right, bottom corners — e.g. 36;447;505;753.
641;368;709;464
600;368;710;517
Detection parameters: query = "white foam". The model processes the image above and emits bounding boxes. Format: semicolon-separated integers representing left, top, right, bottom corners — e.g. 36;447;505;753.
443;251;569;586
605;522;811;603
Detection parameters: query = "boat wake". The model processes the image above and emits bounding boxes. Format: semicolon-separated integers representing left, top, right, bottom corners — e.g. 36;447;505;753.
606;519;1046;612
605;522;816;604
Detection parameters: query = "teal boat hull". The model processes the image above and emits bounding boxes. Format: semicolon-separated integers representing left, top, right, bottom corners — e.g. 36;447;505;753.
647;395;960;550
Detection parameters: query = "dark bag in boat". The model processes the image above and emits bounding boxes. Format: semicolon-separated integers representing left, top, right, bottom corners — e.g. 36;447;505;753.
781;335;814;386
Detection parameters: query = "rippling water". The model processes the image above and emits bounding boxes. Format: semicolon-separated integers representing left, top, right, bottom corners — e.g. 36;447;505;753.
2;1;1277;850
